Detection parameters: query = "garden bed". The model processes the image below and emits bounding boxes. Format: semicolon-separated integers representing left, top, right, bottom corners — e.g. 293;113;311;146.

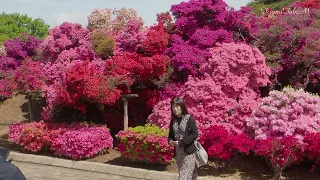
1;125;320;180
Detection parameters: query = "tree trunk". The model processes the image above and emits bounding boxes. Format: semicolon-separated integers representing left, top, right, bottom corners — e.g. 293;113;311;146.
28;98;33;121
123;99;128;130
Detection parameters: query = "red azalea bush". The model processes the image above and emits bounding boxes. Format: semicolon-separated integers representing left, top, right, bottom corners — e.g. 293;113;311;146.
303;132;320;172
50;124;113;160
116;124;173;164
254;136;304;177
200;125;254;160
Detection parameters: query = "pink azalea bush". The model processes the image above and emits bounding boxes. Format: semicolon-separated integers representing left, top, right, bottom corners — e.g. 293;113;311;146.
8;121;67;152
14;58;47;97
8;121;113;159
148;42;270;134
200;125;254;160
147;98;172;129
87;8;139;33
51;124;113;160
116;124;174;164
246;87;320;141
39;22;94;63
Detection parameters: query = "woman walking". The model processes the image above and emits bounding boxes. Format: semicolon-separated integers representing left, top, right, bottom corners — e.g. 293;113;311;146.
168;97;199;180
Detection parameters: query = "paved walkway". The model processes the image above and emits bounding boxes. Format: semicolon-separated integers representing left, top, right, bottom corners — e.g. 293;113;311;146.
13;161;141;180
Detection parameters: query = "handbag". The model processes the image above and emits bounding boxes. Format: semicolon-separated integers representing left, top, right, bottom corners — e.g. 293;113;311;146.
194;140;208;168
184;114;208;168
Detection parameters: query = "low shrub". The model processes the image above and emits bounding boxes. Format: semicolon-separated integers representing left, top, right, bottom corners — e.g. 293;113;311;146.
116;124;173;164
303;132;320;172
253;136;304;178
9;121;113;160
8;121;67;152
50;124;113;160
200;125;254;160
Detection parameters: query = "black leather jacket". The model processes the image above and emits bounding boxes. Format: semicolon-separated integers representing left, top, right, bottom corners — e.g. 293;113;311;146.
168;114;198;157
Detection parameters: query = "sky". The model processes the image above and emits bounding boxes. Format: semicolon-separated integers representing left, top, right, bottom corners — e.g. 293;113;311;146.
1;0;253;28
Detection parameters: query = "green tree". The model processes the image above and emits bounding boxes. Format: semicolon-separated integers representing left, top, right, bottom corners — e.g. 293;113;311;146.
247;0;302;16
0;12;49;42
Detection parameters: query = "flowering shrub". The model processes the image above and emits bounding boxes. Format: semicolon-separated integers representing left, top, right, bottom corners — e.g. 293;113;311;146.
39;22;94;63
200;125;254;160
90;30;115;59
116;124;173;164
0;56;18;98
14;58;47;97
168;0;255;77
87;8;139;33
148;43;270;134
4;33;42;61
8;121;67;152
139;23;170;56
51;124;113;160
254;136;304;178
252;7;320;90
114;18;147;55
147;98;172;129
9;121;113;159
303;133;320;172
246;87;320;141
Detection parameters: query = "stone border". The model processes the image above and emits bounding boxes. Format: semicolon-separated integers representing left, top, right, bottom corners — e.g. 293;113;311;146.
8;151;211;180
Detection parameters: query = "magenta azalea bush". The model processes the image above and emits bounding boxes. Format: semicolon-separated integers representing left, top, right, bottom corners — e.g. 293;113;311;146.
51;124;113;160
246;87;320;141
116;124;173;164
8;121;113;159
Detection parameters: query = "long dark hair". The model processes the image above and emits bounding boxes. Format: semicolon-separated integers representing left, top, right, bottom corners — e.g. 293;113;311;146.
170;96;189;119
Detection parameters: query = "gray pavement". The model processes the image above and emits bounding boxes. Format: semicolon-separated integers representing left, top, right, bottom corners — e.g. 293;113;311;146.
13;161;142;180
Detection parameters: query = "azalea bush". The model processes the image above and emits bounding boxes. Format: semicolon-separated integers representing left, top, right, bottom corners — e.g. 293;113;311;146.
14;58;47;98
116;124;173;164
303;132;320;172
50;124;113;160
8;121;113;160
148;42;270;134
200;125;254;160
254;136;304;179
168;0;256;77
87;7;139;33
8;121;67;152
251;6;320;91
0;56;18;98
4;33;43;61
246;87;320;141
39;22;94;63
